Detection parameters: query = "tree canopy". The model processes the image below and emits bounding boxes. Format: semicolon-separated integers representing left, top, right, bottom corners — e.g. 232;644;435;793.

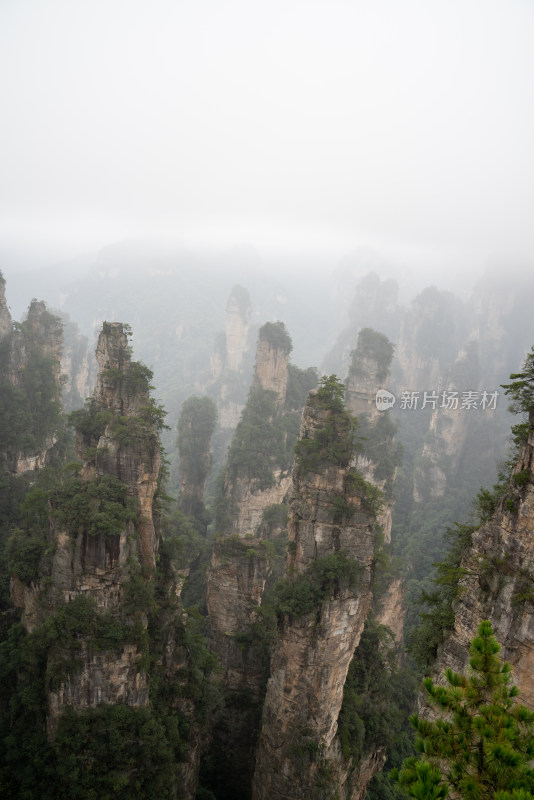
502;346;534;419
394;621;534;799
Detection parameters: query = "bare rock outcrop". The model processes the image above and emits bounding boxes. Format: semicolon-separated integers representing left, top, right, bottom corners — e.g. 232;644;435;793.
413;341;481;502
12;322;162;732
207;322;295;684
394;286;466;396
253;321;292;402
376;577;405;644
252;386;378;800
225;285;251;372
345;328;398;545
204;321;307;796
209;285;253;430
430;424;534;710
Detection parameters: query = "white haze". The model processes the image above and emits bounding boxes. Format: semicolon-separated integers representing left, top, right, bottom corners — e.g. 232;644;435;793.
1;0;534;279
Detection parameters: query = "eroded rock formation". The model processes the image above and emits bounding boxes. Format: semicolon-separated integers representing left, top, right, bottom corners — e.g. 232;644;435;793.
209;285;254;429
204;321;311;797
0;275;63;473
412;342;483;502
253;386;378;800
207;322;296;680
177;395;217;531
429;423;534;710
60;314;96;412
345;328;398;545
12;322;162;732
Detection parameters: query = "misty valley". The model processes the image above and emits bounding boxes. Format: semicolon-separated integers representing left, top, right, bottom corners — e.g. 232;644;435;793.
2;253;534;800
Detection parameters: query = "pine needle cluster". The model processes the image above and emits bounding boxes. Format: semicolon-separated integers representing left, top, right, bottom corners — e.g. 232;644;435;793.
393;621;534;799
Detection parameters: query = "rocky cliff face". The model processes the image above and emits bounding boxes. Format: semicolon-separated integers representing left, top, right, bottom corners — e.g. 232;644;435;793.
225;285;251;372
177;395;217;531
25;300;64;390
394;287;466;396
376;577;405;644
92;323;161;571
322;272;400;379
253;333;290;401
13;322;162;731
252;387;378;800
204;322;303;797
413;342;480;502
209;285;254;430
0;271;12;339
0;280;63;474
429;426;534;710
207;323;295;679
346;355;386;418
345;328;397;544
60;314;96;412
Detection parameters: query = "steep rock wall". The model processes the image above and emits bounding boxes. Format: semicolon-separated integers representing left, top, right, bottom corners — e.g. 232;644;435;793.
253;336;290;401
209;285;253;431
394;287;466;396
0;271;12;339
413;342;481;502
13;322;162;733
0;284;63;474
60;315;96;412
204;322;297;797
226;285;251;372
321;272;400;379
252;389;377;800
207;323;294;682
430;427;534;709
345;329;397;545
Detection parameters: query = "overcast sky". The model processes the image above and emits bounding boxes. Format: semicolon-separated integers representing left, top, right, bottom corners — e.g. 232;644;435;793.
1;0;533;274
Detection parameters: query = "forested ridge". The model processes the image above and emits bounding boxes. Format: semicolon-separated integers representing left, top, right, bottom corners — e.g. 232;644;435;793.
1;268;534;800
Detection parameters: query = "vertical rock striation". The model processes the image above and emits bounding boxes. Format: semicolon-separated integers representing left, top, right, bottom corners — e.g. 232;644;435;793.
0;277;63;473
225;284;252;372
394;286;466;396
429;423;534;711
345;328;398;545
207;322;295;682
413;342;480;501
91;322;161;572
322;271;400;379
252;383;378;800
253;321;291;401
13;322;163;731
204;321;310;797
60;313;97;412
210;285;254;430
345;328;392;419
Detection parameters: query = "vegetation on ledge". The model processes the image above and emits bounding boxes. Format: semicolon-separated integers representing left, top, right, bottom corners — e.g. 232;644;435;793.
295;375;360;476
258;320;292;355
349;328;394;382
0;313;62;456
274;551;363;622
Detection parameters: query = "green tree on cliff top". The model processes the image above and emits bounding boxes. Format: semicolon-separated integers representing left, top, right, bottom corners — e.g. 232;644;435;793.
502;346;534;418
393;621;534;799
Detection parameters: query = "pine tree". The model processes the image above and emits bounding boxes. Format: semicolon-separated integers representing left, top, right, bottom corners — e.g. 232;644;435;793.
393;621;534;799
502;346;534;417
